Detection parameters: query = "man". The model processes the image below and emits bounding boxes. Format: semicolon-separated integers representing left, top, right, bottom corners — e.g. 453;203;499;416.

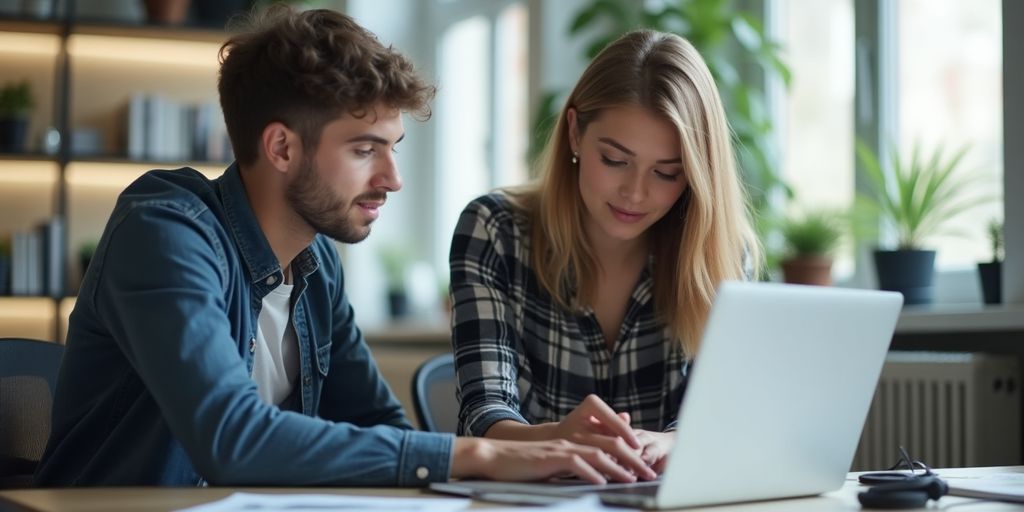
35;6;650;486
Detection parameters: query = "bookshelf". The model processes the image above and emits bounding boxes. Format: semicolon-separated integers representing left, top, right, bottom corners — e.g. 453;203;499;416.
0;13;232;342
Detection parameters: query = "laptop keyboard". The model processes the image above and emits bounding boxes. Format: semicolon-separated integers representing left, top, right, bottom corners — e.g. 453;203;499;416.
597;481;662;497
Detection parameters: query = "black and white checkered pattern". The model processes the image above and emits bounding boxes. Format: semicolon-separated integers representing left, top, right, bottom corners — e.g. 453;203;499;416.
449;192;689;437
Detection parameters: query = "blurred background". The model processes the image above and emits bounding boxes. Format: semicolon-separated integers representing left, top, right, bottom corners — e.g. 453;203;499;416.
0;0;1021;467
0;0;1015;334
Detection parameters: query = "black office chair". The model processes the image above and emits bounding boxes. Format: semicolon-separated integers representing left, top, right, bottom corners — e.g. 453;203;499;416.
411;354;458;433
0;338;64;488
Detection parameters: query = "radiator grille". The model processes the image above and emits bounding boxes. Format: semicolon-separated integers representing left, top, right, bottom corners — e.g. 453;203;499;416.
852;352;1020;471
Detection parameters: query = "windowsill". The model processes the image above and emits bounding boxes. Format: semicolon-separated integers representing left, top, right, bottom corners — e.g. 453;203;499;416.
896;303;1024;334
363;321;450;345
358;304;1024;342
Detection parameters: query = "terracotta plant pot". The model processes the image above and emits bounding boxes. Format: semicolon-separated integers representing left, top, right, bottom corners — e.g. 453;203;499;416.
781;255;833;286
143;0;191;25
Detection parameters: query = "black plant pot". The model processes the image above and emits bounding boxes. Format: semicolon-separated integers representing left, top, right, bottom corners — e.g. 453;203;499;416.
977;261;1002;305
0;254;9;295
873;249;936;305
0;117;29;152
387;290;409;319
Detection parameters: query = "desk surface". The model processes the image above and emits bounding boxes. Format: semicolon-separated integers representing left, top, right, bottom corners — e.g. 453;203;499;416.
3;467;1023;511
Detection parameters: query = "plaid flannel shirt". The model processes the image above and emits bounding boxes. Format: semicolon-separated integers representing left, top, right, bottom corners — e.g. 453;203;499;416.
449;192;690;437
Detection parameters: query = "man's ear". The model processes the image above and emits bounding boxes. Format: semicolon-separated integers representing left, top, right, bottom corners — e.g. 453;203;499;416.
566;108;580;154
261;122;299;173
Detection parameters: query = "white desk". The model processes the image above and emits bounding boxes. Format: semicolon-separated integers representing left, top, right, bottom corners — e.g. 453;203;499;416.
2;467;1023;511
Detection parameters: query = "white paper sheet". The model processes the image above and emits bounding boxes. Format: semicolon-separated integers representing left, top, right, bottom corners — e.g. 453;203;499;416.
480;495;619;511
174;492;471;512
946;472;1024;503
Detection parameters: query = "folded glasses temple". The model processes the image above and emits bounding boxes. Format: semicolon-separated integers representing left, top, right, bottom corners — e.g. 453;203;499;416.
887;445;933;475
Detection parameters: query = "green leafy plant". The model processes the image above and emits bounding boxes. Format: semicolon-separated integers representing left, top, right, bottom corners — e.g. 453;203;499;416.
531;0;792;212
79;240;98;275
378;243;411;294
781;210;842;259
0;80;35;118
854;140;992;250
987;218;1004;263
79;240;97;260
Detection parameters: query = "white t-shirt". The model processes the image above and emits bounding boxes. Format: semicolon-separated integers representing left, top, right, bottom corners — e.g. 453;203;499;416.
251;281;299;406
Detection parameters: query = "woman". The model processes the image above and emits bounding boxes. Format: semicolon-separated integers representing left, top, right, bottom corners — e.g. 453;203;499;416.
449;29;760;477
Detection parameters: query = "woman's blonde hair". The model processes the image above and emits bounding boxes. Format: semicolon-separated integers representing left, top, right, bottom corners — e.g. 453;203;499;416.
508;29;760;357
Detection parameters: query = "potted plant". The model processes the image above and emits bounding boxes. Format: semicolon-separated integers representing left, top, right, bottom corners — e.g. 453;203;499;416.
0;80;35;152
855;140;991;305
779;210;842;286
379;243;410;319
0;236;10;295
977;219;1003;304
79;240;97;282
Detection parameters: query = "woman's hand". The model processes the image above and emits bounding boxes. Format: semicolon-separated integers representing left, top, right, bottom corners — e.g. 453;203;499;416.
634;430;675;474
551;395;658;480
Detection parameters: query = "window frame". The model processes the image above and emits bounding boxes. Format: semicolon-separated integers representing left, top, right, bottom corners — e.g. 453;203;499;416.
769;0;1020;305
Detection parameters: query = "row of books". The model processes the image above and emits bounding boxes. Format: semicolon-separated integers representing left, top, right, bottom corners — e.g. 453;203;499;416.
5;218;65;297
125;93;234;163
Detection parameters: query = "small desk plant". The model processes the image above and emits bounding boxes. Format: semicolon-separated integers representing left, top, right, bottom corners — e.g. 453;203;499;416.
779;209;843;286
379;243;411;320
977;219;1003;304
0;236;9;295
855;140;990;305
0;79;35;153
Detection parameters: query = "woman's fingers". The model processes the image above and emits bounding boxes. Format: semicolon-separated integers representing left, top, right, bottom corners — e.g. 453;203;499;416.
636;430;676;475
576;395;641;449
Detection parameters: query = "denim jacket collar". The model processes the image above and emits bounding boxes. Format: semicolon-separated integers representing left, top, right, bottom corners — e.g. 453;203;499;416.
217;163;320;286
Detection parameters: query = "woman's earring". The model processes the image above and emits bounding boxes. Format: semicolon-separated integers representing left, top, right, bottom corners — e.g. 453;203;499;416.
571;152;579;165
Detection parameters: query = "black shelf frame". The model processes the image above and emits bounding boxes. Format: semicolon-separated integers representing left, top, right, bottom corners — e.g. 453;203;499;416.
1;0;235;341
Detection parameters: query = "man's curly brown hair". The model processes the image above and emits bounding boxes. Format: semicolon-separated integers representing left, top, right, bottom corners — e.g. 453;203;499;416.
218;5;436;166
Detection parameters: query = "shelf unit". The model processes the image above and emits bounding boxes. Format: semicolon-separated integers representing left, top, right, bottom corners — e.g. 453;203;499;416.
0;12;231;342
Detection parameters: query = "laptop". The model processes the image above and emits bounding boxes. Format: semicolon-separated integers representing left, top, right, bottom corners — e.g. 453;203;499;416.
431;281;903;509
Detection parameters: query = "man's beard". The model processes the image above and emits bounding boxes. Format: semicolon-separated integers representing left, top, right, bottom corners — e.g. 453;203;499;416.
285;156;383;244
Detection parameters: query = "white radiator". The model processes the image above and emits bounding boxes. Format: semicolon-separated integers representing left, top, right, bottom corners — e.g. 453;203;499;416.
852;352;1020;471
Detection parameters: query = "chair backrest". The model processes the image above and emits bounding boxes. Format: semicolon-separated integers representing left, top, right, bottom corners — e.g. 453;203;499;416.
0;338;64;488
411;354;458;433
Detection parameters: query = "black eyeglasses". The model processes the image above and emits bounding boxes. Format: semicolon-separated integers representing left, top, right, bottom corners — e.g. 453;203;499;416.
859;446;935;485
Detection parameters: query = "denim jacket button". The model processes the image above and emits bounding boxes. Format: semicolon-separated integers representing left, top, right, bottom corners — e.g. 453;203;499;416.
416;466;429;480
249;337;256;353
266;275;276;285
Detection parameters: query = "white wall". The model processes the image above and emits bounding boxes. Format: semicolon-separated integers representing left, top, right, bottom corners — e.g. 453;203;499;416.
341;0;599;327
344;0;437;326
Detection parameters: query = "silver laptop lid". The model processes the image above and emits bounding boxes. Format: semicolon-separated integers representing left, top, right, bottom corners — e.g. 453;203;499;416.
653;281;902;508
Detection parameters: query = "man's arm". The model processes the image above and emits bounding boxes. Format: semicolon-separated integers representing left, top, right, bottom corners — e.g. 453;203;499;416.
316;238;410;429
97;203;449;486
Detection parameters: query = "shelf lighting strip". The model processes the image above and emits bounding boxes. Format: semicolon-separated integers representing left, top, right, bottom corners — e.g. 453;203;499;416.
0;32;60;56
0;161;59;184
68;34;220;68
66;162;225;188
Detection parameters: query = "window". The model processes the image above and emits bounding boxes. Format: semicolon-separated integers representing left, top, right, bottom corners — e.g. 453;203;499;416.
433;0;528;269
896;0;1003;270
773;0;856;279
771;0;1004;301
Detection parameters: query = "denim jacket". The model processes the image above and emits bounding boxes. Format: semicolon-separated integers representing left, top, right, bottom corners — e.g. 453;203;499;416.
35;164;453;486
